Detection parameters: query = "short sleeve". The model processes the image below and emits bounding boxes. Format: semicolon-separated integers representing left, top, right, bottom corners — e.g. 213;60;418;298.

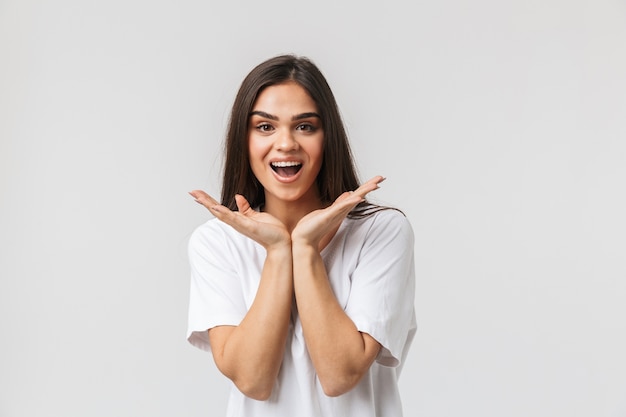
186;220;248;352
344;210;417;368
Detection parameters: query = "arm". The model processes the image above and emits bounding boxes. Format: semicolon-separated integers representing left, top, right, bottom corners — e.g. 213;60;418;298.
209;242;292;400
190;192;293;400
292;243;381;397
290;176;385;397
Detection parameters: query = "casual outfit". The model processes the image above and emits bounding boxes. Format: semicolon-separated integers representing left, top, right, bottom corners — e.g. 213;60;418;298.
187;208;416;417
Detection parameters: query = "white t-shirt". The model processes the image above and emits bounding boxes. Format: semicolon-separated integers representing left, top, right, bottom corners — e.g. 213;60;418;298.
187;208;417;417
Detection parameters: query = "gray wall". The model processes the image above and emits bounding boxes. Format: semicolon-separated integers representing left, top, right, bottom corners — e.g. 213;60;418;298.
1;1;625;416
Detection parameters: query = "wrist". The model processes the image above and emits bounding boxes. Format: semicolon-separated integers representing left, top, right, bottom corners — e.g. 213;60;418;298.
291;240;319;257
266;240;293;254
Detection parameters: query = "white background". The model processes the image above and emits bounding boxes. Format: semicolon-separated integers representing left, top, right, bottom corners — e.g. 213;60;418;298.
1;1;625;416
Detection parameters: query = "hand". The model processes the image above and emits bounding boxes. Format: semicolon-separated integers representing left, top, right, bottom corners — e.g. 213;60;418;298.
291;176;385;249
189;191;291;250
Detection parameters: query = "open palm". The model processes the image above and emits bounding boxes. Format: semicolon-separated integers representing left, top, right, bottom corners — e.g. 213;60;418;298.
189;191;290;249
291;176;385;248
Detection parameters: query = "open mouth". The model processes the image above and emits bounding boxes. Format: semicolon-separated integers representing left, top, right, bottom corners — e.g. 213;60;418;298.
270;161;302;177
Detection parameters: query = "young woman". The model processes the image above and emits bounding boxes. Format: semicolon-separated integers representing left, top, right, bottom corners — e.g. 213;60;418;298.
187;54;416;417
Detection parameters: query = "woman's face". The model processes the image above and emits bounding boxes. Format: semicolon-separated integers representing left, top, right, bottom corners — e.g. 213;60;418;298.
248;81;324;208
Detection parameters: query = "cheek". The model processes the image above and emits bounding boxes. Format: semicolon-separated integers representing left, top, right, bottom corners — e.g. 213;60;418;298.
247;137;267;163
308;138;325;168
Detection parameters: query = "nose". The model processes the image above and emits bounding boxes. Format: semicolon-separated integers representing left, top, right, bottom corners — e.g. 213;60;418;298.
275;128;299;151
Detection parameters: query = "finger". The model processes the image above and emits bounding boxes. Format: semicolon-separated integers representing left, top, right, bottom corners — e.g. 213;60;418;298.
189;190;219;207
366;175;386;186
191;191;276;243
329;192;365;217
234;194;253;215
207;195;257;229
359;175;385;191
353;175;385;198
216;206;262;238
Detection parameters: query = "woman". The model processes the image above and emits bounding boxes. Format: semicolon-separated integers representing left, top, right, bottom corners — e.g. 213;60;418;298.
187;54;416;417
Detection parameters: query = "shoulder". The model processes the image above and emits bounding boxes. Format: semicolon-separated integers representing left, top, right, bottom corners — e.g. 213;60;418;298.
343;207;414;251
190;218;226;245
188;218;248;257
350;207;413;237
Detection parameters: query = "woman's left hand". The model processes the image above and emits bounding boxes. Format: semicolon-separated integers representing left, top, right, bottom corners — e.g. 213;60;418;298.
291;176;385;249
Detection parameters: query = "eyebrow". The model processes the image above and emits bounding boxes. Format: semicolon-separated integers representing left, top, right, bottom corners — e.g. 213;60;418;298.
249;111;321;121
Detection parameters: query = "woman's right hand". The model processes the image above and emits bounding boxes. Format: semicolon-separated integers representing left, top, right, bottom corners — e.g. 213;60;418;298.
189;191;291;250
190;191;293;401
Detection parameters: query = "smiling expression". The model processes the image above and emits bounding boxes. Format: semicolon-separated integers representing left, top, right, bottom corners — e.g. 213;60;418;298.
248;81;324;211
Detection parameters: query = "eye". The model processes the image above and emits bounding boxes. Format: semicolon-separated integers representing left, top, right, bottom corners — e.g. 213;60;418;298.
255;123;274;133
296;123;317;132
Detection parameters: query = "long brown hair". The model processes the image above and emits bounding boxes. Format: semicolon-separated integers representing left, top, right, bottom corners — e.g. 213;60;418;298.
220;54;396;218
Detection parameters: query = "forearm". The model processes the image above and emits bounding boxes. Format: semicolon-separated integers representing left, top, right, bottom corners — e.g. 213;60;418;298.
292;243;380;397
211;244;293;399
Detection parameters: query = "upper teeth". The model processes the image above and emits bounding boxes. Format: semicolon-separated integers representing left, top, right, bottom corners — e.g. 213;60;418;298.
271;161;301;167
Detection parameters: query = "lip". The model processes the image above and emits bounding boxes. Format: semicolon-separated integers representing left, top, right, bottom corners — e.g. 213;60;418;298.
269;158;303;183
269;157;303;164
